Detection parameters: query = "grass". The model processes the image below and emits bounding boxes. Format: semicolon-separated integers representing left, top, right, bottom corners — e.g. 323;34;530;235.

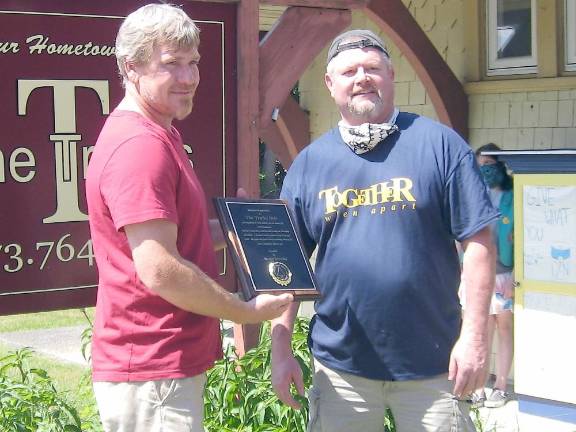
0;343;102;431
0;308;94;391
0;308;101;430
0;342;89;387
0;307;95;333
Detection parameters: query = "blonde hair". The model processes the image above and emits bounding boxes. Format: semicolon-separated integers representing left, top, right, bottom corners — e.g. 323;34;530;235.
115;3;200;86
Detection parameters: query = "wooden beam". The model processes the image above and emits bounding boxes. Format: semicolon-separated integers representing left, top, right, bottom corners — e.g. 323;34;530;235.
260;96;310;168
237;0;260;197
184;0;240;3
365;0;469;139
259;6;351;130
260;0;368;8
189;0;367;7
235;0;261;356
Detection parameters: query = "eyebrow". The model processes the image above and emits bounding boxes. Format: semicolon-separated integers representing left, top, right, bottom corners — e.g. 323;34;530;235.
339;60;381;71
162;51;201;61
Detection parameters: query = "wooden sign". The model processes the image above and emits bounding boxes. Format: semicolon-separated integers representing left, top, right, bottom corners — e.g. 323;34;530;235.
0;0;237;314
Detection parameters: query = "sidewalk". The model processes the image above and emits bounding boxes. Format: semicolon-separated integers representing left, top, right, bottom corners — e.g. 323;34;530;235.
0;325;89;366
475;391;520;432
0;322;236;367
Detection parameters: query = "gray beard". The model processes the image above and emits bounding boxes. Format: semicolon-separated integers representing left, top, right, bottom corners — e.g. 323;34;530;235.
347;97;383;117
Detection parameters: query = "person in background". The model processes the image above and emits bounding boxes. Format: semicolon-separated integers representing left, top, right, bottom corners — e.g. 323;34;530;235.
86;4;292;431
270;29;498;432
464;143;514;409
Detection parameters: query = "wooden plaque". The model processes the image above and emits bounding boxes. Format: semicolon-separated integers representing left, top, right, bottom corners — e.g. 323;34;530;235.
214;198;320;301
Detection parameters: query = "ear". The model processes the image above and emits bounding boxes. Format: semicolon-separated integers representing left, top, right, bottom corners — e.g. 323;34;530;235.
386;61;395;81
125;61;140;84
325;73;335;98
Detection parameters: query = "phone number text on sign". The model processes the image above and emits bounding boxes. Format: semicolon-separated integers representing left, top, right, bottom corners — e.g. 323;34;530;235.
1;234;94;273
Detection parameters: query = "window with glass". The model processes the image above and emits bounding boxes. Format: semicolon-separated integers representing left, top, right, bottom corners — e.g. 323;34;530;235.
566;0;576;71
487;0;537;75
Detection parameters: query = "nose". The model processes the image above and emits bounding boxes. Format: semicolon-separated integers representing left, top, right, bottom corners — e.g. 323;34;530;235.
180;64;199;86
355;67;369;83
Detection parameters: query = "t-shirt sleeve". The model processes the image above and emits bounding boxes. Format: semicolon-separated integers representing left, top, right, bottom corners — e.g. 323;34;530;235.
100;135;179;231
445;150;500;242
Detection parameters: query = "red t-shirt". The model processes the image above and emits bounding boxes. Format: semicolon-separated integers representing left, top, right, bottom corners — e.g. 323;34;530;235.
86;110;222;382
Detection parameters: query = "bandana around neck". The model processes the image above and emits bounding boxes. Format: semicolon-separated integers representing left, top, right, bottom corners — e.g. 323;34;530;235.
338;108;399;154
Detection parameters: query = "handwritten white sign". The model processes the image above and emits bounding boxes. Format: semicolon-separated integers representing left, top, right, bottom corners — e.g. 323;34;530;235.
523;185;576;284
515;291;576;404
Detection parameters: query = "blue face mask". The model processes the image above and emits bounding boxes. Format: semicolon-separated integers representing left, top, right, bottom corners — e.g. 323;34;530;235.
480;164;505;188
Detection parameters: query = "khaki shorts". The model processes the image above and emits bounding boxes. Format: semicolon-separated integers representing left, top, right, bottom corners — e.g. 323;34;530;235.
93;374;206;432
307;361;475;432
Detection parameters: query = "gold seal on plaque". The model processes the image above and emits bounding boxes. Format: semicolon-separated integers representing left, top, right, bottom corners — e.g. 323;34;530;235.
268;262;292;286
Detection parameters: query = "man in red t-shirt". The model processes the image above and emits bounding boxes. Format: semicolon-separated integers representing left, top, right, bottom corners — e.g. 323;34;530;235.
86;4;292;431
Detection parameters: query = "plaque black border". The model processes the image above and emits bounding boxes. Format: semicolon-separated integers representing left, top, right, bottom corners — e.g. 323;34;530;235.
213;197;320;301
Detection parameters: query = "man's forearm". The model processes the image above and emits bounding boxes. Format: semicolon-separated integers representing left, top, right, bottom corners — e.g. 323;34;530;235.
136;243;250;322
271;302;300;355
461;228;495;338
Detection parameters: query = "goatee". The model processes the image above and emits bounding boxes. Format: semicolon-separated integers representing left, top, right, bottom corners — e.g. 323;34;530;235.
347;96;383;117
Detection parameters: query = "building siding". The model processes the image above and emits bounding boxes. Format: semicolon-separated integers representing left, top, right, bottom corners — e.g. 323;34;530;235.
275;1;576;151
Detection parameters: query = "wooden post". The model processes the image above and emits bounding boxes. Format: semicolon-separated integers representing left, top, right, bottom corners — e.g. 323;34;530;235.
258;7;350;167
234;0;262;355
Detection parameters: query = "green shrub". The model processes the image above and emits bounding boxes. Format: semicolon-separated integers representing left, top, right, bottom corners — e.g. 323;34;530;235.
0;347;102;432
0;316;400;431
204;318;398;432
0;348;83;431
204;318;311;432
